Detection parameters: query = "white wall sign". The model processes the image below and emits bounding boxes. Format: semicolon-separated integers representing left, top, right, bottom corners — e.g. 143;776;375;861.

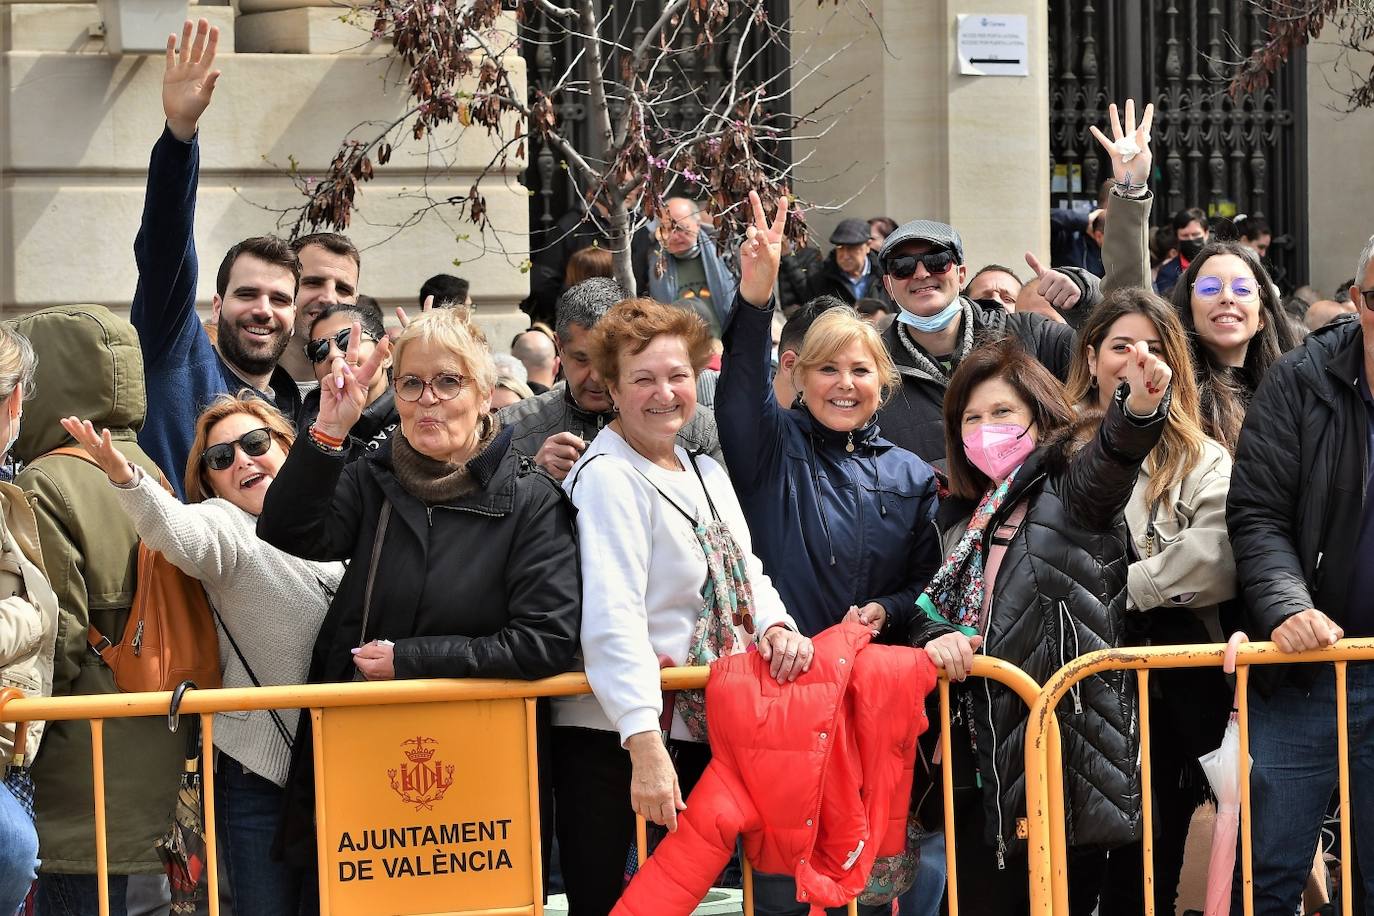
957;14;1030;77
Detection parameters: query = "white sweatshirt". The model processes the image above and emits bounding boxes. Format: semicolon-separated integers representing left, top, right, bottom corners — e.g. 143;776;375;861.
111;471;344;786
556;427;795;744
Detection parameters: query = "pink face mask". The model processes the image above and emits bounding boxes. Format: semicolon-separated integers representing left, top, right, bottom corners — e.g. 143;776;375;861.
962;423;1034;482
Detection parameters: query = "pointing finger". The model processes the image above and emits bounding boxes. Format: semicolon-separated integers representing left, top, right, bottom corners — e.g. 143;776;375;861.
1124;98;1137;137
1024;250;1048;279
344;320;361;365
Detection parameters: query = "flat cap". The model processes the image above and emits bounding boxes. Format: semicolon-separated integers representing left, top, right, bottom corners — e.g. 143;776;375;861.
828;218;871;247
879;219;965;264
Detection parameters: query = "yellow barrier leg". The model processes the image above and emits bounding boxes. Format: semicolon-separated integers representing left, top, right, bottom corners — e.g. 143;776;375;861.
1337;662;1352;916
1138;670;1155;916
939;680;959;915
847;899;858;914
635;815;647;866
90;719;108;916
201;714;220;916
1237;667;1254;916
525;698;544;916
742;855;754;916
1047;719;1068;915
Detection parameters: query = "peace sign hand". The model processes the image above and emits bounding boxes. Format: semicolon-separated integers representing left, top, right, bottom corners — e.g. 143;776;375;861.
316;320;394;440
1089;99;1155;189
738;190;789;309
163;19;221;142
395;295;435;331
59;417;136;486
1122;341;1171;417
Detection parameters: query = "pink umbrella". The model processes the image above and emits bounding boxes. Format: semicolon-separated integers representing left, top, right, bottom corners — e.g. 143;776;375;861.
1197;632;1249;916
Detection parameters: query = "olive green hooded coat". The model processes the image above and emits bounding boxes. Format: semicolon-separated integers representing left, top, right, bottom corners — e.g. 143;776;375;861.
9;305;182;874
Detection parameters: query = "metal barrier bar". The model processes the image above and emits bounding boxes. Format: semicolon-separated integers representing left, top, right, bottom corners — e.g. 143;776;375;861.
524;697;545;916
1024;638;1374;916
1237;665;1252;916
938;678;958;916
0;657;1049;916
202;713;221;916
1137;669;1155;916
91;719;108;916
1336;662;1352;916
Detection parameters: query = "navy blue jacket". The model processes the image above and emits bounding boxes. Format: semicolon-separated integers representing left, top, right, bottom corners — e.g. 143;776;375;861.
131;128;301;496
717;296;941;639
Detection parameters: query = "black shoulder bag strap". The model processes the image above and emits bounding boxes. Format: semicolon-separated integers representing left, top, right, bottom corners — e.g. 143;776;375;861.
357;500;392;646
210;604;294;751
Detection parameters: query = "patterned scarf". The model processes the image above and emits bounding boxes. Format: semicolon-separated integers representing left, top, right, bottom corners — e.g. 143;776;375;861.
674;513;757;740
917;467;1020;635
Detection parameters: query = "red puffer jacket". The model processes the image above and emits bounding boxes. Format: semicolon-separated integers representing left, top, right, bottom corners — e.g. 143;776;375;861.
614;622;938;915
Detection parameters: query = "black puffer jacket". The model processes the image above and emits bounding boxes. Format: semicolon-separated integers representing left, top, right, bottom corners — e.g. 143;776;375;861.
258;424;581;865
1227;315;1368;666
911;391;1166;852
259;425;580;684
877;296;1084;465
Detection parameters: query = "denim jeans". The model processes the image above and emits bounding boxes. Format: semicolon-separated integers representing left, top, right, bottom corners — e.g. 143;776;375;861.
215;753;302;916
896;831;945;916
0;778;37;913
35;874;129;916
749;871;890;916
1232;663;1374;914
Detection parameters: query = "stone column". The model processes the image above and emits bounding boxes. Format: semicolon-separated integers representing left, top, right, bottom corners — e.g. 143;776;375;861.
0;2;530;344
790;0;1049;275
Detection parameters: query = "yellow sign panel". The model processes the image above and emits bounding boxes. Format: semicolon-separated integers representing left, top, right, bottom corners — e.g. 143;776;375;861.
314;697;541;915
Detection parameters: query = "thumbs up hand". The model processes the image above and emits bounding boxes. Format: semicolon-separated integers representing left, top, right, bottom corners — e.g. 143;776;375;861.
1024;251;1083;311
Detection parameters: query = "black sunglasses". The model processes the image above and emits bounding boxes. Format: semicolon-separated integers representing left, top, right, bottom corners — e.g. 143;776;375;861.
305;328;373;365
1361;289;1374;310
202;427;274;472
884;250;958;280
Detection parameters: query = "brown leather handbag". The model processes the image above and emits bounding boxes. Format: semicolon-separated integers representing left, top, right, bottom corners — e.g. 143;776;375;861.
43;448;222;693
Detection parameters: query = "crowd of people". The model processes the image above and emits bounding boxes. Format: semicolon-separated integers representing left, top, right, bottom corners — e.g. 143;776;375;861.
0;19;1367;916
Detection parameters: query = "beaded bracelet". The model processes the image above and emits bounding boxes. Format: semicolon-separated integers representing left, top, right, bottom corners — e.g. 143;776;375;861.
309;424;346;452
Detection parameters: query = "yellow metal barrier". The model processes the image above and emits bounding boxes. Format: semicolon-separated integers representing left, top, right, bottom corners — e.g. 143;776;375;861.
1022;638;1374;916
0;657;1047;915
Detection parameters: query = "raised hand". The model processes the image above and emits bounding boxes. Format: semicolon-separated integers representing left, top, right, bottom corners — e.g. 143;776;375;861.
315;320;393;440
395;295;435;330
1122;340;1172;416
738;190;789;308
59;417;136;485
163;19;221;142
1024;251;1083;311
1089;99;1155;190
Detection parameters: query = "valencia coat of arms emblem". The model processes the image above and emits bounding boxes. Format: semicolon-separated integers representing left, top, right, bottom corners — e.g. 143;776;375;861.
388;737;456;811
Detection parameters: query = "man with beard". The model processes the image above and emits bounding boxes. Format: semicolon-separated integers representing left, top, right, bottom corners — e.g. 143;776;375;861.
132;18;302;497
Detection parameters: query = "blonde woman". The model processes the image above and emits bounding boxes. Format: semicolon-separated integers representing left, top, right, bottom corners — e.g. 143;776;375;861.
718;193;941;643
256;313;580;870
59;394;344;916
715;194;941;914
1063;289;1236;916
